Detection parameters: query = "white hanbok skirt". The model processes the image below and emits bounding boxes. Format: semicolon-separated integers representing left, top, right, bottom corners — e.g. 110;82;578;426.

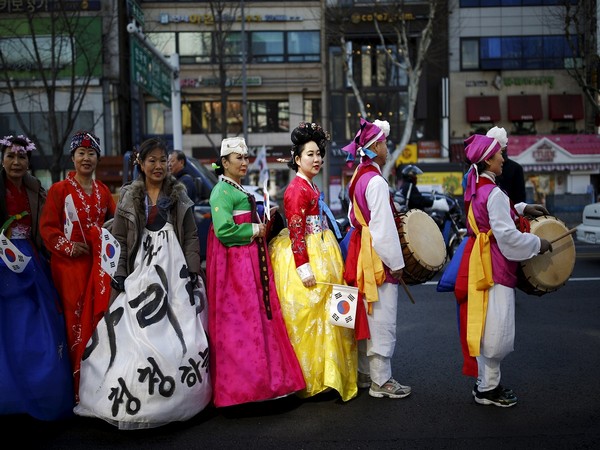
75;223;211;429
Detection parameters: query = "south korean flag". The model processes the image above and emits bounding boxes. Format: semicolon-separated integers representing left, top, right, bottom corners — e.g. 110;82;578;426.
0;230;31;273
100;227;121;279
328;284;359;329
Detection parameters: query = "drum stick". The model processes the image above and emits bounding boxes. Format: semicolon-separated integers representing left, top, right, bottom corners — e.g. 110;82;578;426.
399;278;416;304
549;228;577;244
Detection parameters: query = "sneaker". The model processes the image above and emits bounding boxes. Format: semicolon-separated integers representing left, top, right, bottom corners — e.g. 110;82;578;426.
357;372;371;389
369;378;411;399
472;384;514;397
474;385;517;407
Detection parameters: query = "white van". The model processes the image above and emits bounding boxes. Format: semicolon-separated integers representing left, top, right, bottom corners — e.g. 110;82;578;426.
576;203;600;244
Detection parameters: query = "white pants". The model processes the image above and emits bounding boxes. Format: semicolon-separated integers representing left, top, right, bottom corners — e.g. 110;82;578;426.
476;284;515;392
358;282;399;386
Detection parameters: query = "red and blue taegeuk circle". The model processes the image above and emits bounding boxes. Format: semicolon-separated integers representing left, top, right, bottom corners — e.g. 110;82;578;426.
336;300;350;315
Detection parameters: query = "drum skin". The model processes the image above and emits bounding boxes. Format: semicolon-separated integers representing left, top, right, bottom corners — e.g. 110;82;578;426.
396;209;447;285
517;215;576;296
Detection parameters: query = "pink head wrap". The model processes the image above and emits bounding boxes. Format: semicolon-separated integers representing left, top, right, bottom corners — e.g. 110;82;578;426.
342;118;390;166
463;134;501;202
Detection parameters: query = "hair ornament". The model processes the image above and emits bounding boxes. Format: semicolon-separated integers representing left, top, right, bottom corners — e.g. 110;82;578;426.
211;162;221;170
0;135;36;153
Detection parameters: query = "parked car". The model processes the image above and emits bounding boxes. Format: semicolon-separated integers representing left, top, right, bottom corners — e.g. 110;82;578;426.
576;202;600;244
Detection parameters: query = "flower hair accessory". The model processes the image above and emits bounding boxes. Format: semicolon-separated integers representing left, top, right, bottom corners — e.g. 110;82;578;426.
211;162;221;170
0;135;36;153
298;122;331;140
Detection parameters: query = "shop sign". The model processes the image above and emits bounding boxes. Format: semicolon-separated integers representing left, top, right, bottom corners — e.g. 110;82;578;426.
532;144;556;163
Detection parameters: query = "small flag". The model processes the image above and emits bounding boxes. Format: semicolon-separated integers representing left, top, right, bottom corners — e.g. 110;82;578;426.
328;284;359;329
251;144;269;186
100;227;121;278
263;178;270;222
0;230;31;273
64;194;79;240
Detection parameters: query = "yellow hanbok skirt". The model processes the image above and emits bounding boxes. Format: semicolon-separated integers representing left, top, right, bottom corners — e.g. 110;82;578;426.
269;228;358;401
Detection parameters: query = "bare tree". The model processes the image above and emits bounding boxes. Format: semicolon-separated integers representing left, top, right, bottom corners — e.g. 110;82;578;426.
326;0;445;182
378;0;443;180
561;0;600;131
0;1;113;182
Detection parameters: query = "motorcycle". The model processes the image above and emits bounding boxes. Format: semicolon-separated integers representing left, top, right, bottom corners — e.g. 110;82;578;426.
393;189;467;260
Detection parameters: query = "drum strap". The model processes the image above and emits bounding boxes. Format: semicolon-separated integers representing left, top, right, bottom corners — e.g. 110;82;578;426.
466;204;494;357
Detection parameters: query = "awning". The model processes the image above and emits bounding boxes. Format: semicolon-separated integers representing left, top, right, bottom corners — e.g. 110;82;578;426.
466;96;501;123
548;94;584;121
522;163;600;172
507;95;542;121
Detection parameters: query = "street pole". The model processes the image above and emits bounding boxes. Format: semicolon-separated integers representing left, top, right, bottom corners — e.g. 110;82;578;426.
241;0;248;144
170;53;182;150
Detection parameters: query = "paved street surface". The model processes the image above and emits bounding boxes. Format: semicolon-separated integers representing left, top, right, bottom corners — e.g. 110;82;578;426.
7;243;600;449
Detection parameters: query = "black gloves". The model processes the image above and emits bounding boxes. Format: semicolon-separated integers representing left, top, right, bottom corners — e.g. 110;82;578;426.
111;276;126;292
190;272;198;286
524;204;549;217
539;238;553;255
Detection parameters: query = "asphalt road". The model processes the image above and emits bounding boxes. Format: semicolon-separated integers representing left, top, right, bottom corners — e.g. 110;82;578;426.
7;243;600;449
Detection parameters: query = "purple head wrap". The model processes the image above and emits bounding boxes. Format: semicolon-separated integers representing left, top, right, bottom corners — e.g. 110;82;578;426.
463;134;501;202
342;118;390;167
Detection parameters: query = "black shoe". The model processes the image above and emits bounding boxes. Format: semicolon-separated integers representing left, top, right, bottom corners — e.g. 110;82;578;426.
472;384;514;397
474;385;517;408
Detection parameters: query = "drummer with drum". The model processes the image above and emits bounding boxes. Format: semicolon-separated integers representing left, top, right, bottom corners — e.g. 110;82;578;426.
456;134;553;408
341;118;412;400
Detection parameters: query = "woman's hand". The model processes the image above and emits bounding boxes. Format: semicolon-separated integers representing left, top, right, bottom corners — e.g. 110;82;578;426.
256;223;267;238
302;275;317;288
70;242;90;258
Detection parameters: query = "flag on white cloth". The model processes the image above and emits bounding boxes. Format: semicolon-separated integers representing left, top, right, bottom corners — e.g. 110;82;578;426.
251;144;269;186
64;194;79;240
263;178;270;222
328;284;359;329
0;230;31;273
100;227;121;278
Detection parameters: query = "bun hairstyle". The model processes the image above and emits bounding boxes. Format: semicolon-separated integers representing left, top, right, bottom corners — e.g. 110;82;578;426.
288;122;330;171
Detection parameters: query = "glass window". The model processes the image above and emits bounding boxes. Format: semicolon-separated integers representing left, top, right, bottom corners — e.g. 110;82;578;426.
178;32;211;63
146;102;168;134
328;47;345;90
224;32;243;64
287;31;320;62
0;36;73;69
303;99;321;125
466;35;579;70
146;32;176;56
250;31;284;63
360;45;373;88
461;39;479;70
248;100;289;132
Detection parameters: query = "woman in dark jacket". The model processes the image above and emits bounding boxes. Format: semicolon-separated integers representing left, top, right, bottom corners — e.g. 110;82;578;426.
74;138;211;430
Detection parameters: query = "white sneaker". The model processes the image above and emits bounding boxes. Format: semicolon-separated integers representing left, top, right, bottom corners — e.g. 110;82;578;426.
369;378;411;399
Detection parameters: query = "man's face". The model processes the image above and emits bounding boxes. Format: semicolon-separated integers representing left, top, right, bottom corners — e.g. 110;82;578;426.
168;153;183;174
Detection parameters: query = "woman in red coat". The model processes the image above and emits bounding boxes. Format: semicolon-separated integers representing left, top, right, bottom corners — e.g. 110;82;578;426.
40;131;115;402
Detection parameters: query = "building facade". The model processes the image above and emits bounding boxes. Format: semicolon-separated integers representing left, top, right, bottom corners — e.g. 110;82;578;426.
448;0;600;223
